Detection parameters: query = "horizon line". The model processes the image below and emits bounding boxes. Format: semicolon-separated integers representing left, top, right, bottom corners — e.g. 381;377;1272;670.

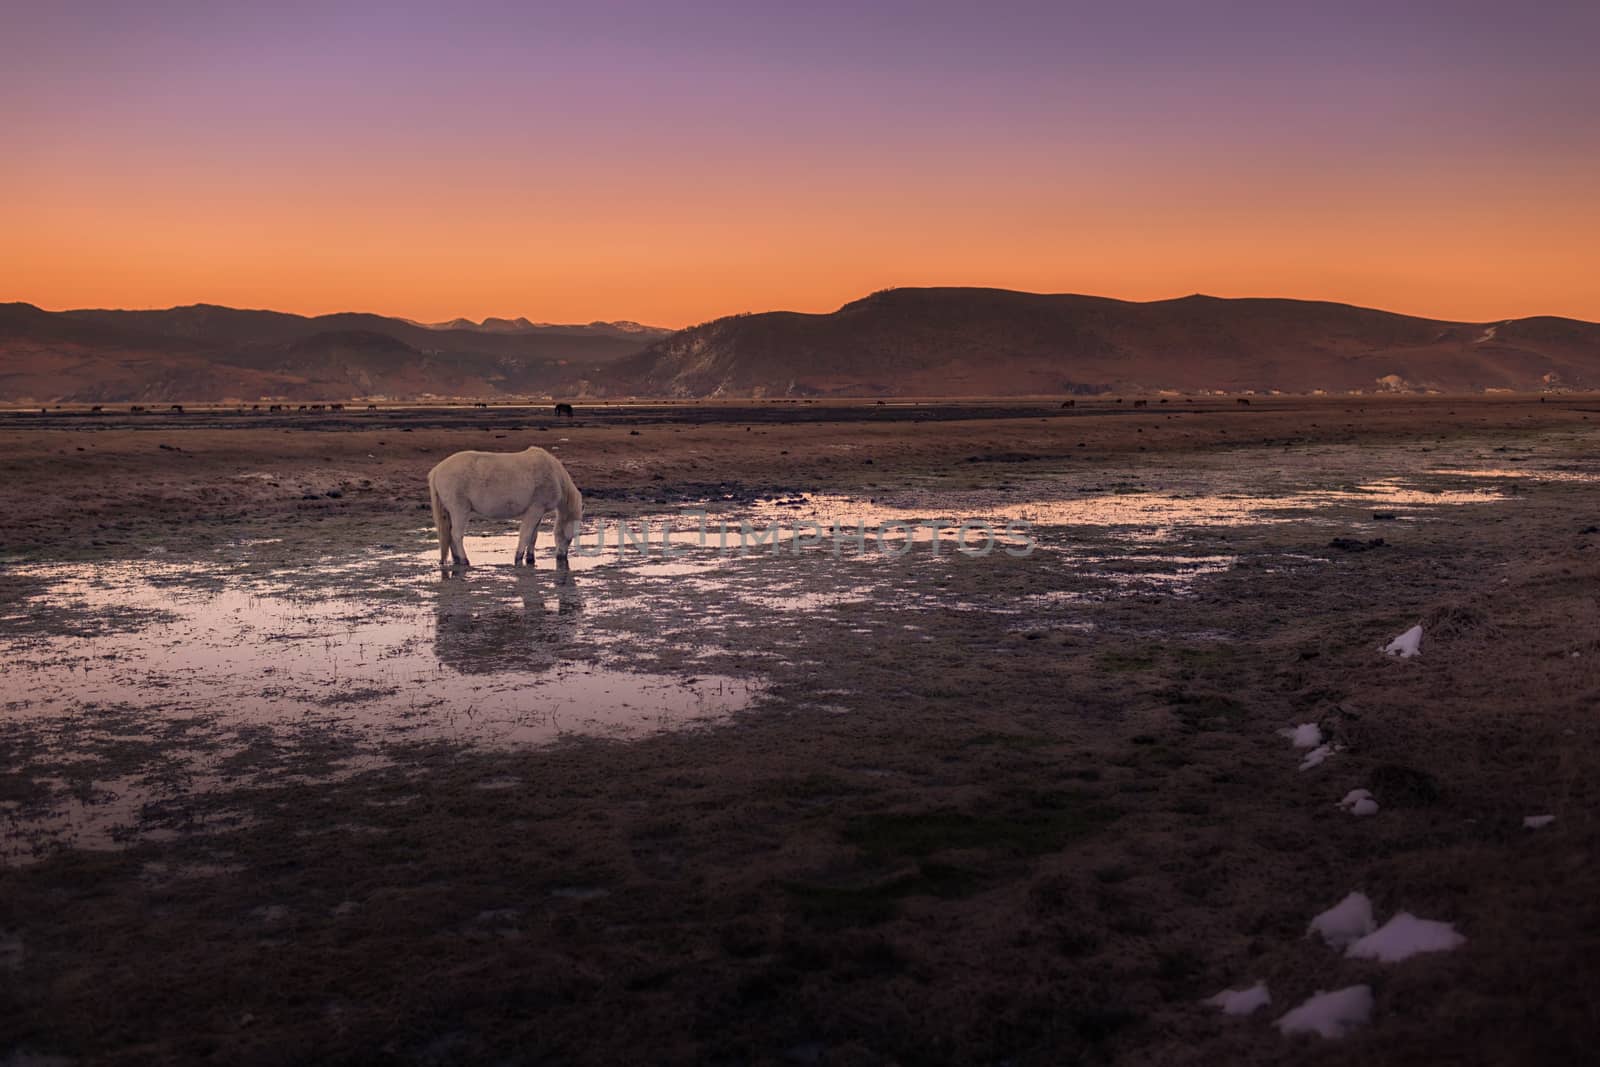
6;287;1597;330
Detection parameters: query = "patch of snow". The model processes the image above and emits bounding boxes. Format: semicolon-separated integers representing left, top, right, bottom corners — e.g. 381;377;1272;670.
1346;913;1465;962
1523;814;1555;829
1383;624;1423;658
1475;325;1499;344
1205;981;1271;1015
1308;891;1375;948
1339;789;1379;816
1276;985;1373;1039
1299;743;1341;770
1279;723;1323;749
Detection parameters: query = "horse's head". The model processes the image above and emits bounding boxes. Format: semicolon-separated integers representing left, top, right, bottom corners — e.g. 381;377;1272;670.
557;489;584;554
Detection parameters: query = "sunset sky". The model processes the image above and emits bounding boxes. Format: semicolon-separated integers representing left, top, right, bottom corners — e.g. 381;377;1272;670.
5;1;1598;327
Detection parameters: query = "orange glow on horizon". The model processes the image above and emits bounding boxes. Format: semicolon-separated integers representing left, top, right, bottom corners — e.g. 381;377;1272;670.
9;186;1598;329
5;5;1597;328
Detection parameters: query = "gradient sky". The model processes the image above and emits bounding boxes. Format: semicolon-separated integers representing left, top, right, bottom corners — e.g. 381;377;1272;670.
4;1;1598;326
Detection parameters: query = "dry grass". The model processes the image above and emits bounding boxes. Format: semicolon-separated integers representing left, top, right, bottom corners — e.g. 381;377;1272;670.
2;406;1599;1064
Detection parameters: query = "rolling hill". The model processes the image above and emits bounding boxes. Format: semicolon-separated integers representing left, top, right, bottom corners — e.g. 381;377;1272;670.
601;288;1600;397
0;303;669;403
4;290;1597;402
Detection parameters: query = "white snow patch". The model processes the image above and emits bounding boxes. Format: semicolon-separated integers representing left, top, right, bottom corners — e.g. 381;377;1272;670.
1276;985;1373;1039
1346;913;1465;962
1205;981;1271;1015
1523;814;1555;829
1383;624;1423;658
1279;723;1323;749
1339;789;1379;816
1299;743;1341;771
1308;891;1376;948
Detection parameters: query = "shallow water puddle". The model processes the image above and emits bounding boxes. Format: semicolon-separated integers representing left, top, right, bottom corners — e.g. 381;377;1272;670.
0;554;762;862
1429;467;1600;484
1;471;1513;862
739;476;1506;535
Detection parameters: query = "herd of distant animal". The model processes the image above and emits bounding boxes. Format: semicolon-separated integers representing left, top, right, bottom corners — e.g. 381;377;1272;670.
41;402;586;416
43;398;1252;416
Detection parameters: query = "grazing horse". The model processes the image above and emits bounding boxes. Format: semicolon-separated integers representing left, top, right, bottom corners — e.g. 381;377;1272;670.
1237;397;1251;406
428;446;583;567
554;402;575;417
1060;400;1075;409
1133;399;1148;408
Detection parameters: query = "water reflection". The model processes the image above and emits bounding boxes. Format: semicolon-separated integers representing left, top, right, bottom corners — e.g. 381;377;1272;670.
2;462;1525;862
0;557;759;862
433;569;582;674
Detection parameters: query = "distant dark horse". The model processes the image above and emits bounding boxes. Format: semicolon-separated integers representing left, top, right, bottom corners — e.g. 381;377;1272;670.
554;402;575;417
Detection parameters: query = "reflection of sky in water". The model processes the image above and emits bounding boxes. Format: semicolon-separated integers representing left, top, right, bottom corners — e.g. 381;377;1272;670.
1427;467;1600;483
3;566;755;747
2;468;1520;862
738;477;1504;534
1;560;759;862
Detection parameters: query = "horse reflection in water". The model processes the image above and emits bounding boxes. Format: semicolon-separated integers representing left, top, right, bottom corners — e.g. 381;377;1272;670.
433;567;583;674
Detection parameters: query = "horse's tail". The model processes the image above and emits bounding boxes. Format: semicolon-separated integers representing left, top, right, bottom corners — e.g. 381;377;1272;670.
429;471;452;560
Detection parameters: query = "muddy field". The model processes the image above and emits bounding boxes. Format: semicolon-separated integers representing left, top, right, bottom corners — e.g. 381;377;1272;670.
2;396;1599;1065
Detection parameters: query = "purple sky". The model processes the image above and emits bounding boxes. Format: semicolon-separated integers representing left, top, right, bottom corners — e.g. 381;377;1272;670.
5;1;1597;323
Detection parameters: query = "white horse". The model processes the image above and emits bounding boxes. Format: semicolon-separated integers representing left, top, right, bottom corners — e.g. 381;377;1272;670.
427;446;583;567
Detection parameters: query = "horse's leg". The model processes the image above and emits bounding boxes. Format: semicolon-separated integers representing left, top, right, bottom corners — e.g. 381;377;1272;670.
516;508;545;565
450;508;471;566
514;511;534;565
431;482;451;566
554;510;574;562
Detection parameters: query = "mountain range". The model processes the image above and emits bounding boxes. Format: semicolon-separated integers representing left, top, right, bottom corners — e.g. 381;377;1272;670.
606;288;1600;398
3;289;1597;402
0;303;669;403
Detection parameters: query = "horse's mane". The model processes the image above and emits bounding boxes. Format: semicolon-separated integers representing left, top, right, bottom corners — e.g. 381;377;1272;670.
556;459;583;516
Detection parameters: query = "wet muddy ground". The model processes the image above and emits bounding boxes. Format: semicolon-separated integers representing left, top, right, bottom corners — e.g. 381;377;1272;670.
3;399;1599;1065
